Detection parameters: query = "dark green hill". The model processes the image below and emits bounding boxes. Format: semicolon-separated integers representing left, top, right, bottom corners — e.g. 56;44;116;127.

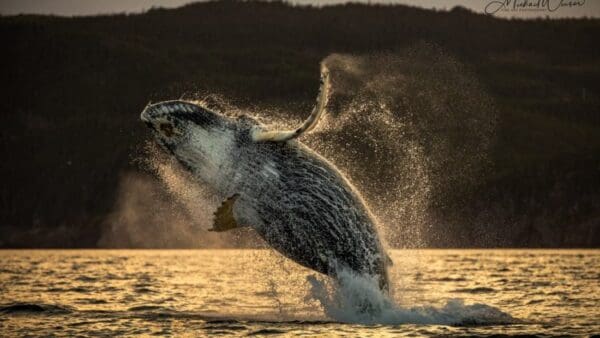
0;1;599;247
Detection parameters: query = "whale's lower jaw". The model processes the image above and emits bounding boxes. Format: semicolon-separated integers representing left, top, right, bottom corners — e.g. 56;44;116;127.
169;124;236;192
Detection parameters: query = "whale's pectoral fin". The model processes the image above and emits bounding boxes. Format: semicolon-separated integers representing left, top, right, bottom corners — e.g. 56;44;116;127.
251;63;331;142
209;194;241;232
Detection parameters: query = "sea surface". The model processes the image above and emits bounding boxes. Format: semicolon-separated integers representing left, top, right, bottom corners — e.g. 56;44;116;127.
0;249;598;337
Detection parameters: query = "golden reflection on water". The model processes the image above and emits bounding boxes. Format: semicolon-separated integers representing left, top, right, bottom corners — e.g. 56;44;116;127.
0;249;598;336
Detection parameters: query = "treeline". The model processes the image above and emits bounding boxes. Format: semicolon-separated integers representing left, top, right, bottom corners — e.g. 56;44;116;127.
0;0;599;247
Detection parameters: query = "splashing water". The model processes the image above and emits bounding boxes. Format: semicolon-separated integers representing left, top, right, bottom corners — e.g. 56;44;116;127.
296;50;502;324
306;269;516;326
246;48;496;248
104;47;501;323
232;49;498;323
308;49;496;248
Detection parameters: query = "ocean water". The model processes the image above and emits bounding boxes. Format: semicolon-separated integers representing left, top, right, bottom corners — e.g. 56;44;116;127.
0;249;598;337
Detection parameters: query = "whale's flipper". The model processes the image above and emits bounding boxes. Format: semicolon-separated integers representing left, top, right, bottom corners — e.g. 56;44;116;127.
252;63;331;142
386;253;393;266
209;194;241;232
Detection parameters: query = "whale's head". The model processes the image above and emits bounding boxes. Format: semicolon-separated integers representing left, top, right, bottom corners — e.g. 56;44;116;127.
140;100;245;184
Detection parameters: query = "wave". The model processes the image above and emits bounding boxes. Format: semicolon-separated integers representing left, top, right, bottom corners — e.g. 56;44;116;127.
128;305;172;312
74;276;99;282
0;302;74;315
0;302;314;323
247;328;286;335
306;270;518;326
0;290;517;327
46;286;91;293
451;287;496;294
426;277;468;282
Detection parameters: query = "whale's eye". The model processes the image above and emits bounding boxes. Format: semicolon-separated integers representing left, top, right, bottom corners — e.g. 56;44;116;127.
159;123;175;137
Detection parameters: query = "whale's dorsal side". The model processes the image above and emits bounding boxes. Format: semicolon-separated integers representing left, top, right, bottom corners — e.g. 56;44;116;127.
251;64;331;142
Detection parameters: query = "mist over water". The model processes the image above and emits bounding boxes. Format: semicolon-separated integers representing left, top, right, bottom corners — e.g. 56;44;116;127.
98;145;264;248
310;48;496;248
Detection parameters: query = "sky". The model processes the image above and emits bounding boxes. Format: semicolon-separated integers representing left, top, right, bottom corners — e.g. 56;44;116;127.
0;0;598;19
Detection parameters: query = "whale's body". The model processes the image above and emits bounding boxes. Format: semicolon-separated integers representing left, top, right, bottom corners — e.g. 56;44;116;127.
141;65;390;290
226;137;389;289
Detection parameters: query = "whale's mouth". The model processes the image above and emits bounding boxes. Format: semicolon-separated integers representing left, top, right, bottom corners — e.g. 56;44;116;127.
141;100;203;142
141;100;220;133
141;100;199;122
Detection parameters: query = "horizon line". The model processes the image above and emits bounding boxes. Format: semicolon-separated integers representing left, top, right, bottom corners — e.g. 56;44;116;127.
1;0;599;20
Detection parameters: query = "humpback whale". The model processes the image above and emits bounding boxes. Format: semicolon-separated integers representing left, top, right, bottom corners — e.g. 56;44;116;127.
140;64;391;291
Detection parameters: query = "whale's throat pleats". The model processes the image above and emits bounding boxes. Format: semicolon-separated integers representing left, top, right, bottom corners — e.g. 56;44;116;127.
178;125;235;189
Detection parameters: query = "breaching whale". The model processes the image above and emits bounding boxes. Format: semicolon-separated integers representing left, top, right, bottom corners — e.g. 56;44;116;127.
140;64;391;291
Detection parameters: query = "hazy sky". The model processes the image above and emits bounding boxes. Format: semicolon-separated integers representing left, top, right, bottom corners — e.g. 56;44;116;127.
0;0;598;19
